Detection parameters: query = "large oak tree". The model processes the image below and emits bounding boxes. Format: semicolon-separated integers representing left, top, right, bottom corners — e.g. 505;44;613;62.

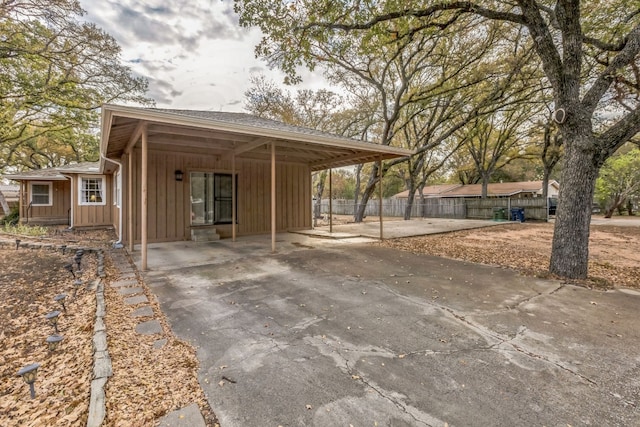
0;0;151;173
235;0;640;280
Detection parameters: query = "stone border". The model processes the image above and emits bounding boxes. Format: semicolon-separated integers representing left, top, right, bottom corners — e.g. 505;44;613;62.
87;249;111;427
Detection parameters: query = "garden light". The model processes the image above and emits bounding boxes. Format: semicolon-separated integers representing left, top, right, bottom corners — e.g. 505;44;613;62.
64;263;75;279
46;334;64;351
54;294;67;313
45;310;61;333
15;239;21;250
17;363;40;399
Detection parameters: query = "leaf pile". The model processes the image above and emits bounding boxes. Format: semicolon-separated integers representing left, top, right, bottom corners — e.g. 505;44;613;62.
0;247;96;426
379;223;640;289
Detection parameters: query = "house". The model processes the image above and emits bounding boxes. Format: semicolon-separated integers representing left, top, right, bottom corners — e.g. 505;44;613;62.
393;181;559;199
6;104;413;268
0;183;20;216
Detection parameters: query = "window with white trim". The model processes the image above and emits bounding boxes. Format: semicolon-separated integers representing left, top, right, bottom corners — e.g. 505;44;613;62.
113;171;121;207
30;182;52;206
79;176;106;205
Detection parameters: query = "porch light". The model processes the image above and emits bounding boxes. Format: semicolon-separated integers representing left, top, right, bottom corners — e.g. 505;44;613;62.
54;294;67;313
45;310;61;333
17;363;40;399
46;334;64;351
175;170;184;181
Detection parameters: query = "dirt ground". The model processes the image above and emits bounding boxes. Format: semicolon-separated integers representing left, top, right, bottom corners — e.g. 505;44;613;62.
0;227;218;427
379;219;640;289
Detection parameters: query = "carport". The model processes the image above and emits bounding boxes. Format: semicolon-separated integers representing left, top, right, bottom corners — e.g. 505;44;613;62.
99;105;413;270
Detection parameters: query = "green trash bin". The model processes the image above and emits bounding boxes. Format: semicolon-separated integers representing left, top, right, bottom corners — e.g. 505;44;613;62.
492;207;506;221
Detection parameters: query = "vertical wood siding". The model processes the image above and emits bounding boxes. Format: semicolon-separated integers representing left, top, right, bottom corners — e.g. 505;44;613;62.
74;175;114;227
26;180;71;224
125;147;311;244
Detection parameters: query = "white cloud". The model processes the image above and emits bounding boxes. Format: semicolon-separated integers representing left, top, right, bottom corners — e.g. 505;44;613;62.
79;0;331;112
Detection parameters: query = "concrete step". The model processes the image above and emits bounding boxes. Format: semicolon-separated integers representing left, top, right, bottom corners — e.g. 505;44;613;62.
191;227;220;242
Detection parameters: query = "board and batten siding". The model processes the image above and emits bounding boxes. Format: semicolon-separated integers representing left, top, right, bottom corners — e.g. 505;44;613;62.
22;180;71;224
73;175;114;227
124;147;312;244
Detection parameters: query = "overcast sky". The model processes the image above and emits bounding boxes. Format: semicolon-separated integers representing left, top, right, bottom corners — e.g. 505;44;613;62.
79;0;324;112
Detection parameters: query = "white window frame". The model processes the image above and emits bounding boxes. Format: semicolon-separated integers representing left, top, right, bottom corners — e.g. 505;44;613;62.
113;170;121;207
78;175;106;206
30;181;52;206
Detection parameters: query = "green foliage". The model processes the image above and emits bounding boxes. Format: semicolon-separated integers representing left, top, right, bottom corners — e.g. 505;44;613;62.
0;205;19;225
595;148;640;216
0;0;152;174
1;222;48;236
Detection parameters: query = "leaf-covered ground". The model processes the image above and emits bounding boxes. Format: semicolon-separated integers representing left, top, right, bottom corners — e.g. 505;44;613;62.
0;228;218;426
379;222;640;289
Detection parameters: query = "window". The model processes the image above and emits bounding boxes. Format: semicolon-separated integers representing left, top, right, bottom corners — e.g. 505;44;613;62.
190;172;236;225
30;182;52;206
113;171;121;207
79;176;106;205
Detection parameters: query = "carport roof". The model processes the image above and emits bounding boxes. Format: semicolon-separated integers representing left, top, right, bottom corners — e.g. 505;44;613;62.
100;104;413;171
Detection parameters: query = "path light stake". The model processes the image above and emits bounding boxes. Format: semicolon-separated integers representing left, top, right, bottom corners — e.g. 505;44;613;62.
73;279;83;298
17;363;40;399
61;244;67;255
64;263;75;279
15;239;21;250
46;334;64;351
54;294;67;313
45;310;61;333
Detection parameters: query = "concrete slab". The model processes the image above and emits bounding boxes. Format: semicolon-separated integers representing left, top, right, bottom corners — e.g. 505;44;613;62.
111;279;138;288
135;319;162;335
117;286;143;296
130;306;154;318
146;239;640;427
124;295;148;305
157;403;205;427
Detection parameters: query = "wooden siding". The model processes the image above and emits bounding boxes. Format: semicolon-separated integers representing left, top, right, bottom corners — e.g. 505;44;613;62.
125;147;312;244
22;180;70;225
73;175;114;227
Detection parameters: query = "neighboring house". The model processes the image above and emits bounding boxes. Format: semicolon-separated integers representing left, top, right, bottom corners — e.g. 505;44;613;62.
393;181;560;199
0;183;20;216
6;104;412;268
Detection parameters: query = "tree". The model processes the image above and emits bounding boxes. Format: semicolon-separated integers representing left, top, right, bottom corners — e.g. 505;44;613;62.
595;147;640;217
0;0;151;174
234;0;640;280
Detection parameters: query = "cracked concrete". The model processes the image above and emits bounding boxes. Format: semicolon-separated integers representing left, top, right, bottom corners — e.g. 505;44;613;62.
135;235;640;427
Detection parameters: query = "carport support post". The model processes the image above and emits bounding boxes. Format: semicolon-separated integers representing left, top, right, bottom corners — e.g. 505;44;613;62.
271;142;276;253
128;151;134;252
232;153;236;242
379;157;383;241
141;125;148;271
329;168;333;233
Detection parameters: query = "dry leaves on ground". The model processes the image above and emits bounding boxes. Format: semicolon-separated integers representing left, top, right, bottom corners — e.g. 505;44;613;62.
379;222;640;289
0;247;96;427
0;228;218;427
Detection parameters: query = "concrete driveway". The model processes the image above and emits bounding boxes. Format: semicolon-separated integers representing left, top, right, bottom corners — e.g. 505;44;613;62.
136;233;640;427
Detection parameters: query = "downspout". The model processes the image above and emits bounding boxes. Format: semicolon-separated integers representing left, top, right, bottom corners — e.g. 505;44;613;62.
101;154;124;248
61;174;74;229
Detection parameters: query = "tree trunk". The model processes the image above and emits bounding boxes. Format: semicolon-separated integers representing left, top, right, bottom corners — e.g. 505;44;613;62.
313;171;327;220
542;167;550;200
549;138;599;279
0;190;10;216
481;173;489;198
627;199;634;216
354;164;379;222
404;179;416;220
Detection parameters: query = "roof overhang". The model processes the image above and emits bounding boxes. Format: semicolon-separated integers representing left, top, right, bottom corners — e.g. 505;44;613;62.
100;104;414;171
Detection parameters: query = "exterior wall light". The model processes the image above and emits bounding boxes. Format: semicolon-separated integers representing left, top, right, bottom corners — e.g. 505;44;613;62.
175;170;184;182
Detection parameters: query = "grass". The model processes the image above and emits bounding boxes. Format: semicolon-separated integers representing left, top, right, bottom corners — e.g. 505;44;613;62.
2;223;49;237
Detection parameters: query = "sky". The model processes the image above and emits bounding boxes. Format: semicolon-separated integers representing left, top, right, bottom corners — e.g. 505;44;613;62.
79;0;325;112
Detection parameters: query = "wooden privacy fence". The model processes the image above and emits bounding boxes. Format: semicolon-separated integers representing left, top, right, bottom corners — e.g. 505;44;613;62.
320;197;548;221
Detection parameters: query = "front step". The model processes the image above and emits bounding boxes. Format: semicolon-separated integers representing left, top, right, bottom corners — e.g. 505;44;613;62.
190;227;221;242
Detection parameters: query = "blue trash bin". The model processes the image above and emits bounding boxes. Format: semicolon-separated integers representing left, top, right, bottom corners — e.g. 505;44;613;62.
510;207;525;222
